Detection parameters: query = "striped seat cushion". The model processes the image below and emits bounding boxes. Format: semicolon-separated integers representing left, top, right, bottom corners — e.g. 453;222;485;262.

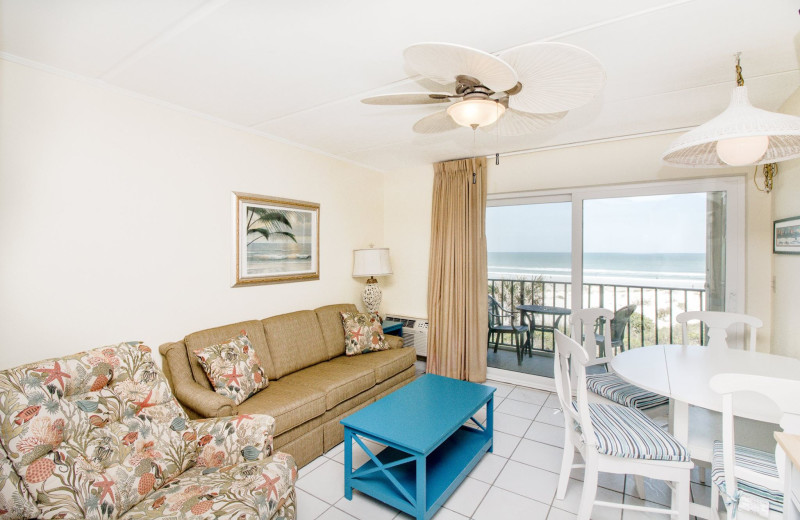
585;403;690;462
586;372;669;410
711;441;783;513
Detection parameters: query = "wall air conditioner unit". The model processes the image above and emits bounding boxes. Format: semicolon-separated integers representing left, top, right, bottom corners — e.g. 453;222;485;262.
385;315;429;358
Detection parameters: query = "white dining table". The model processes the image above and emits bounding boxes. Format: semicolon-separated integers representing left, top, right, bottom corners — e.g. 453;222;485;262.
610;344;800;518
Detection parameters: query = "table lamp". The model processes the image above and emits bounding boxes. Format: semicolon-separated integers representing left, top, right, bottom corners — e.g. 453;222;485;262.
352;248;392;314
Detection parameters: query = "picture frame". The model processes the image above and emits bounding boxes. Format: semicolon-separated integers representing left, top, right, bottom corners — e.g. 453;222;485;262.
773;215;800;255
232;192;320;286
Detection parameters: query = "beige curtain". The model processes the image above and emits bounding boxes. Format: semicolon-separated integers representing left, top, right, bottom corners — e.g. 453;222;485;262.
426;157;488;382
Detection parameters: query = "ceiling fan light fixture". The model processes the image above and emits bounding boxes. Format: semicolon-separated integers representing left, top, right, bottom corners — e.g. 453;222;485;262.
446;99;505;128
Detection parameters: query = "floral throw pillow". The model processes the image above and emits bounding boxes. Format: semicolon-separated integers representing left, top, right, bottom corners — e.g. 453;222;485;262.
193;333;267;405
341;311;389;356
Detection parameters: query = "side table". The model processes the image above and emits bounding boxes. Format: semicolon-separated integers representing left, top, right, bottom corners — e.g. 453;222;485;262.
383;319;403;338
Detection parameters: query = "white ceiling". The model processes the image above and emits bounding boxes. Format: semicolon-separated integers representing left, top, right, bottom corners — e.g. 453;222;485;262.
2;0;799;172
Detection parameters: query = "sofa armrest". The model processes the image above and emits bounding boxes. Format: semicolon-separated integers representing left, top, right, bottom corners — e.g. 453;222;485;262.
176;379;237;418
160;340;236;418
385;334;404;349
191;414;276;467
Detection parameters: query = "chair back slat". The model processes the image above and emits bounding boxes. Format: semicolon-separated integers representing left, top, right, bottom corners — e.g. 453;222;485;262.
554;330;595;447
571;308;614;365
677;311;763;352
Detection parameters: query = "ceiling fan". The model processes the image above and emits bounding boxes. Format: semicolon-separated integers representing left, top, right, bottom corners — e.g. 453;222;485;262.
362;42;606;136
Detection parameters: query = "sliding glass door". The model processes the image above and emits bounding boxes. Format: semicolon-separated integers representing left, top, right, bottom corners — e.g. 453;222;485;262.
486;196;571;383
581;191;726;351
486;177;744;389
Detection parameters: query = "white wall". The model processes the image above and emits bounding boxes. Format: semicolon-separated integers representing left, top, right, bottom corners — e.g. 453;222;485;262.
383;132;775;350
381;166;433;319
0;59;384;369
770;87;800;358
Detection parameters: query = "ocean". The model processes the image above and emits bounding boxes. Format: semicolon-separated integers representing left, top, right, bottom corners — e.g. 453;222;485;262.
488;252;705;289
247;241;312;275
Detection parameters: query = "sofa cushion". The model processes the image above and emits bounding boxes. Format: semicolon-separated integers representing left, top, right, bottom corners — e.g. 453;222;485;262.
237;379;326;436
315;303;359;358
336;347;416;383
280;361;376;410
262;311;329;379
341;311;389;356
193;333;268;405
193;414;276;468
185;320;276;383
120;452;297;519
0;437;40;519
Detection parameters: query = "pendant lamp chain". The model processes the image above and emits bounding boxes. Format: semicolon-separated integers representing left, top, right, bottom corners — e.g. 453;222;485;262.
735;53;744;87
736;53;778;192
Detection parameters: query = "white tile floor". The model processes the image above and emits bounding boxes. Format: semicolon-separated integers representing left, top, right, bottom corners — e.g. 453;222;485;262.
295;379;713;520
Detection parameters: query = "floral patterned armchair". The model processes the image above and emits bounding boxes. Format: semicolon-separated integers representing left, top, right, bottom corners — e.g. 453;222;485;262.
0;342;297;519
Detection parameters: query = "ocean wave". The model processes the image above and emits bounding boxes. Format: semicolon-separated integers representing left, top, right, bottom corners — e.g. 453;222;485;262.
249;254;312;261
488;266;704;278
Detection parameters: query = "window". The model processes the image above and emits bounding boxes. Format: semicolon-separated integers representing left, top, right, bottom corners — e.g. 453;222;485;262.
486;177;744;387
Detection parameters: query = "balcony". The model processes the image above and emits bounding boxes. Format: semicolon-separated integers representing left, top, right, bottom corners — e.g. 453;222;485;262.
487;277;707;377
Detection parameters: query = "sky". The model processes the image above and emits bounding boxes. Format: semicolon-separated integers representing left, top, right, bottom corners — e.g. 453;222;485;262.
486;192;709;254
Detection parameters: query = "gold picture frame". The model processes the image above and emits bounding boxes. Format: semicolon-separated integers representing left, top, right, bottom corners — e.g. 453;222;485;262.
232;192;320;286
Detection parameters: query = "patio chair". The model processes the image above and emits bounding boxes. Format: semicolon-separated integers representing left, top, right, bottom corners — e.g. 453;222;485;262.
708;373;800;520
594;304;637;355
488;294;530;365
553;330;693;520
677;311;762;353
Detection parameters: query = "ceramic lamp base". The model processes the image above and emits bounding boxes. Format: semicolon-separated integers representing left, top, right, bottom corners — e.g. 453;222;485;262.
362;281;382;315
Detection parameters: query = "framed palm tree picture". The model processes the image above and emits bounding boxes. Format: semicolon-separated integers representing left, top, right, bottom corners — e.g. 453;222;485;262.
232;192;320;286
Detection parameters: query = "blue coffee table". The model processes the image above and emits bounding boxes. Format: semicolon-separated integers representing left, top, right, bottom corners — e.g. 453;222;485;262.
341;374;494;520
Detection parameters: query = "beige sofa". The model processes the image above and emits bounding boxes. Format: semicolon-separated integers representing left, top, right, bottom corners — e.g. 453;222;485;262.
160;303;417;468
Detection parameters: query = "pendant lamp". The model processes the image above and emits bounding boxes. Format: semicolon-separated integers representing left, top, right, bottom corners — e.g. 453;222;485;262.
663;55;800;167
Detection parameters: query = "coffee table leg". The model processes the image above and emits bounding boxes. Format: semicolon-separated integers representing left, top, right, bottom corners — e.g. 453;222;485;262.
344;427;353;500
487;396;494;453
416;455;426;520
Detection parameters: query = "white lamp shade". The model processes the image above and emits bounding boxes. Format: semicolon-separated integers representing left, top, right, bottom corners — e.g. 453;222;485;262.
352;248;392;277
447;99;506;128
663;86;800;167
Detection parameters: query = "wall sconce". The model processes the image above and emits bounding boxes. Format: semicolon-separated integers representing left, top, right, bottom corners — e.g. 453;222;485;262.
754;163;778;193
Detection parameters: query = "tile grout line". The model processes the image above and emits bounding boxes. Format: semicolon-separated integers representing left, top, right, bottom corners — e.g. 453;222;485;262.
309;380;710;520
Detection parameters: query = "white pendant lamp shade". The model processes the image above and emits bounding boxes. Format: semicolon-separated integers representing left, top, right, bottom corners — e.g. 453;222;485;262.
352;248;392;277
663;86;800;167
447;99;505;128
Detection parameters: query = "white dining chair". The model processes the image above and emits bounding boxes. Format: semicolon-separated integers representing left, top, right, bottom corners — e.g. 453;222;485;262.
572;308;670;412
676;311;762;352
553;330;693;520
708;373;800;520
676;310;769;486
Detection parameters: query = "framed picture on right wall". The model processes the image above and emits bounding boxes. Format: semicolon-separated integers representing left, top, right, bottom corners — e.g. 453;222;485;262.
774;215;800;254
